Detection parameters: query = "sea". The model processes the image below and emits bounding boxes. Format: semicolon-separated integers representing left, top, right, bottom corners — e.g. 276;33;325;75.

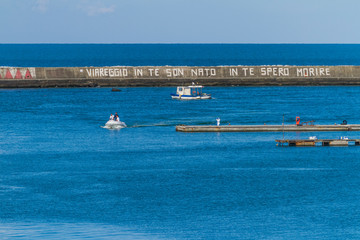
1;44;360;239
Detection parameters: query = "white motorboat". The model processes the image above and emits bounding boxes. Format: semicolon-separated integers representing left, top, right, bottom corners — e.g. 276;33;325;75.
103;120;127;129
170;84;211;100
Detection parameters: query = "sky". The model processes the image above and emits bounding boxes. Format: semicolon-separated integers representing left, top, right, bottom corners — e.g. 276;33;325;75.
1;0;359;43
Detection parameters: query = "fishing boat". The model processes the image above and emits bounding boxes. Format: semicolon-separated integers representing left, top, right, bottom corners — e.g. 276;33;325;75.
170;84;211;100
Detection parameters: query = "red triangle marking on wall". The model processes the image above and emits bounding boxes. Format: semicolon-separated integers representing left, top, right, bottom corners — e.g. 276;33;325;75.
25;69;32;79
5;69;13;79
15;69;23;79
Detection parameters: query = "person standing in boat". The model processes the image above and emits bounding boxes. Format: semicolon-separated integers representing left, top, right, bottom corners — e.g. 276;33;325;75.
109;114;114;120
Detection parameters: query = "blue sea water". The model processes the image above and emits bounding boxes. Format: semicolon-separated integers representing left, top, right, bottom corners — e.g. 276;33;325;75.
2;44;360;67
2;45;360;239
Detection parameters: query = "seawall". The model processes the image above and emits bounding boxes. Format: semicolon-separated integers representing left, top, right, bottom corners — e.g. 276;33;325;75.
176;124;360;132
1;65;360;88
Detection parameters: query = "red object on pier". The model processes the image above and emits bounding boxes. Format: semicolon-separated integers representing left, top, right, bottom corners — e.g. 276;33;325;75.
296;116;301;125
5;69;13;79
15;69;22;79
25;69;33;79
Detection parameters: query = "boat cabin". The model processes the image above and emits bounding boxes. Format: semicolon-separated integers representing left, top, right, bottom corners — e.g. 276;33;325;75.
176;86;204;96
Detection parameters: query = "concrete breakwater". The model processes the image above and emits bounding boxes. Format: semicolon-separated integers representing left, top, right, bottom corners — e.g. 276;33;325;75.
176;124;360;132
2;65;360;88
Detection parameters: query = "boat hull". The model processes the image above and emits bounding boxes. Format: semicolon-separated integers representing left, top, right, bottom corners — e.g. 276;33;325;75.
170;94;211;100
103;120;127;129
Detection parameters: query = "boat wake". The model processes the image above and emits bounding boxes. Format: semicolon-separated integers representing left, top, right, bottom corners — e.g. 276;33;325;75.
101;119;221;129
131;123;176;128
130;120;216;128
101;125;126;130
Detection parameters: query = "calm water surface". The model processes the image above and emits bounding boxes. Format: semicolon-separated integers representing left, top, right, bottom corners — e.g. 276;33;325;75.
2;44;360;66
1;86;360;239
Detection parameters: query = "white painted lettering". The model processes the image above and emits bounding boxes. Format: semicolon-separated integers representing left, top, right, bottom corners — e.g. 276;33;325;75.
309;68;314;76
191;69;198;76
249;68;254;76
326;68;330;76
284;68;289;76
296;68;302;77
261;68;266;76
123;68;128;77
230;68;238;76
242;68;248;76
166;69;171;77
149;69;154;76
135;69;143;77
273;68;277;76
278;68;284;76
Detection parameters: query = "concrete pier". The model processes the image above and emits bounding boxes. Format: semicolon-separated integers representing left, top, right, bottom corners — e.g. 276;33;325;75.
276;139;360;146
175;124;360;132
2;65;360;88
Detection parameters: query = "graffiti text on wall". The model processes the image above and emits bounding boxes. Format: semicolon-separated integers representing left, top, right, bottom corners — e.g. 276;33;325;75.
82;67;332;78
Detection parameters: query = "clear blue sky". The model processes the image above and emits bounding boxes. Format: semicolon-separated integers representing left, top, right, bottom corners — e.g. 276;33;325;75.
1;0;359;43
